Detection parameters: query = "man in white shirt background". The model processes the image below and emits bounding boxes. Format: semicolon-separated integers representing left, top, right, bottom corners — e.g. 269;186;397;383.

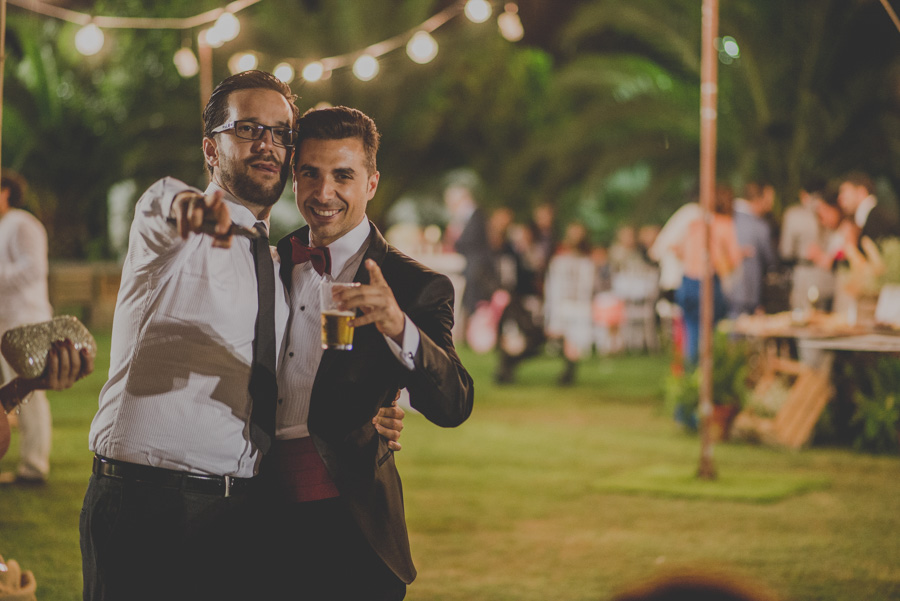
80;71;404;601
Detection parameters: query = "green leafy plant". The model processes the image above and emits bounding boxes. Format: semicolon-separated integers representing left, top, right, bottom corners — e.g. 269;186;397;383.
666;332;752;431
850;356;900;454
877;237;900;287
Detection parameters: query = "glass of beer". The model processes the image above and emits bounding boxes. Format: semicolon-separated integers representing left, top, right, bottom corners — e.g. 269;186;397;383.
320;278;359;350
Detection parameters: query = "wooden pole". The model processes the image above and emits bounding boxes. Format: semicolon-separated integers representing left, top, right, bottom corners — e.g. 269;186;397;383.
198;32;212;114
697;0;719;480
0;0;7;171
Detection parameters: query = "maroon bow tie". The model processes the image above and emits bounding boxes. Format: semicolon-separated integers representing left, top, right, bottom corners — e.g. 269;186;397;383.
290;236;332;276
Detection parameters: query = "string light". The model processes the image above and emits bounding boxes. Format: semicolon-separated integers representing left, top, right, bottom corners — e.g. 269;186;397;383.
75;23;105;56
353;54;379;81
11;0;525;85
173;46;200;77
212;12;241;42
497;3;524;42
302;61;325;82
273;62;295;83
406;31;438;64
464;0;492;24
228;51;258;74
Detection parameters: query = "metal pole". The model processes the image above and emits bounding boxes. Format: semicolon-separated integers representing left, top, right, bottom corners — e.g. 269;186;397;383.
697;0;719;480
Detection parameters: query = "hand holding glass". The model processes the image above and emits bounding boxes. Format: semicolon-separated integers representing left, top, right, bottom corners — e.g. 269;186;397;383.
321;279;359;350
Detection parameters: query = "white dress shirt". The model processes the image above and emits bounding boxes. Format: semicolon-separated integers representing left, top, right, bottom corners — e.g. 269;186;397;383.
0;208;53;332
276;218;419;440
89;178;289;478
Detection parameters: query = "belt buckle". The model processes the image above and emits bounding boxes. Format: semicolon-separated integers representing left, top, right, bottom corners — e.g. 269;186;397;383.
224;475;232;498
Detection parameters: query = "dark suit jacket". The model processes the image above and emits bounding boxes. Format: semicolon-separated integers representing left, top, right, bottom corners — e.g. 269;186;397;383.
861;202;900;247
453;208;497;314
276;222;475;584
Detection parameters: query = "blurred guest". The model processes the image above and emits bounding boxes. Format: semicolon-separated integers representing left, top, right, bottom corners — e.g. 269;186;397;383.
809;185;859;273
529;202;557;285
727;181;777;318
444;184;496;319
544;221;595;385
0;170;54;486
649;201;702;302
609;224;649;273
779;178;833;311
838;170;899;248
676;185;743;365
637;224;661;265
493;220;546;384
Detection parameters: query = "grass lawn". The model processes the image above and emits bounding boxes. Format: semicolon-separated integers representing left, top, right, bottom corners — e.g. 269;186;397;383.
2;335;899;600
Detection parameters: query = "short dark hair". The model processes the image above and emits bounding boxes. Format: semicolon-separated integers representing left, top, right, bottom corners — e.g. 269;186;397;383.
842;170;874;195
714;183;734;215
293;106;380;174
1;170;27;209
202;70;299;175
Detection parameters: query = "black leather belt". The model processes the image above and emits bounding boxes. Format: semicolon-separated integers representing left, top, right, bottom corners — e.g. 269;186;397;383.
92;455;254;498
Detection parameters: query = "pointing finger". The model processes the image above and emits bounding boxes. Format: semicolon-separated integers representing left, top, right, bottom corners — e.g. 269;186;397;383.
365;259;387;286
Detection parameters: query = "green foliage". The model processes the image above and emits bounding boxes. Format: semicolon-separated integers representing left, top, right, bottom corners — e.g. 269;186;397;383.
665;332;752;432
850;356;900;454
877;237;900;286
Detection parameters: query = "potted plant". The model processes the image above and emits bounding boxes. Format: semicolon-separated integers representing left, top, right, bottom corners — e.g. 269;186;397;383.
666;332;751;440
849;356;900;454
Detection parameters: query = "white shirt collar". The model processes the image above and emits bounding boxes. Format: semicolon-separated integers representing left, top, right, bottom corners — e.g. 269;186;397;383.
204;182;266;232
325;218;371;277
855;194;877;228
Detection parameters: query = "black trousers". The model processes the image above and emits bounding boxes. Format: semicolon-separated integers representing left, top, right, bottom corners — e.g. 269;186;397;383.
80;473;256;601
257;496;407;601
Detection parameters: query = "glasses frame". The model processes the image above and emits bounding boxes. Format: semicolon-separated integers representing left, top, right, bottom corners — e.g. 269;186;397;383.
211;119;296;148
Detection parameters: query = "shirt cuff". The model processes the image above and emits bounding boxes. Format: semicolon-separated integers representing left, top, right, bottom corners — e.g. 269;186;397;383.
383;315;420;370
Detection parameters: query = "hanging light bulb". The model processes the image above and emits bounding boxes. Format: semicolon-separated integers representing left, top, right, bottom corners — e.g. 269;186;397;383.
173;47;199;78
212;12;241;43
75;23;105;56
406;31;438;64
228;52;258;75
498;3;524;42
353;54;379;81
302;61;325;82
273;62;295;83
464;0;492;24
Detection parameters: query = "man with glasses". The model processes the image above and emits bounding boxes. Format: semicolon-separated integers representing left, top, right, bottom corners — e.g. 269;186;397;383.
79;71;402;601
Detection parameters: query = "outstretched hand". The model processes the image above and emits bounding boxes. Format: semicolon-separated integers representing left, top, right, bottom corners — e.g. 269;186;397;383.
336;259;406;344
169;189;232;248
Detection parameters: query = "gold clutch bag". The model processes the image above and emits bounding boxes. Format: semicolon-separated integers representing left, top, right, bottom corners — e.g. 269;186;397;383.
0;316;97;379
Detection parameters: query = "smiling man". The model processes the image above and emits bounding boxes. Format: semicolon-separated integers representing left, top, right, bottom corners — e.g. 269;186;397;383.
79;74;404;601
269;106;474;599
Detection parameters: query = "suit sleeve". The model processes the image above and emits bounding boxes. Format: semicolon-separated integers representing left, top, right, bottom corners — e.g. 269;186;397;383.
403;272;474;428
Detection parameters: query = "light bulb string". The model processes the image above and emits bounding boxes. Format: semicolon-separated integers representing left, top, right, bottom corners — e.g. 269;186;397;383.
7;0;261;29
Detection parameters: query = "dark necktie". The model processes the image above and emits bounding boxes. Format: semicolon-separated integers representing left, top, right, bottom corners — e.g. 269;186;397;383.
249;222;278;454
290;235;332;276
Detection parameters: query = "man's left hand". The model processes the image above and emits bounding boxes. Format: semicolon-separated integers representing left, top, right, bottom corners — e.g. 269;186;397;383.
373;397;405;452
336;259;405;344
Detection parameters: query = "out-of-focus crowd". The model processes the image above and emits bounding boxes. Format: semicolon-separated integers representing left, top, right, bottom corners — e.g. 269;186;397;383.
385;171;897;385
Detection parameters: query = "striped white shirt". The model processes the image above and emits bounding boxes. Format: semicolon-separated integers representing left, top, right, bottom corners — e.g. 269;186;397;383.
88;178;289;478
276;218;418;440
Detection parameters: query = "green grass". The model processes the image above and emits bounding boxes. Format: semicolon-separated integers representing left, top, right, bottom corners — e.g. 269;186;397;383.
2;339;900;600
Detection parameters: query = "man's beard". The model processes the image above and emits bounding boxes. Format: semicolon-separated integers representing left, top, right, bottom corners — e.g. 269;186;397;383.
219;153;290;207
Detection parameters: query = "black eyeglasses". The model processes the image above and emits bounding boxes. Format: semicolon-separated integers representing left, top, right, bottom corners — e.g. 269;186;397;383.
211;120;296;148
